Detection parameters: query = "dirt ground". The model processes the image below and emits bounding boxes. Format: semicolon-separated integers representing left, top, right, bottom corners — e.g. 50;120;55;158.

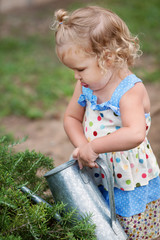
1;1;160;168
1;4;160;240
1;83;160;168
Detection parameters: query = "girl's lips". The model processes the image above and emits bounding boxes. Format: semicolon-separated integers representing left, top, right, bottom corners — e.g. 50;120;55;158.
81;82;88;88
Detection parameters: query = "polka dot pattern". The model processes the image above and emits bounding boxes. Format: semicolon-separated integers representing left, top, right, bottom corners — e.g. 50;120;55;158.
100;124;105;129
142;173;147;178
101;173;105;178
126;180;131;185
93;131;97;136
98;176;160;217
116;158;121;163
139;159;144;164
117;199;160;239
89;121;93;127
117;173;122;178
94;173;100;178
78;74;160;199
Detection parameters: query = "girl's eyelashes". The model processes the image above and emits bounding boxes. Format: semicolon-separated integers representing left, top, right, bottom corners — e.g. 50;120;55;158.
70;66;87;72
77;68;86;72
71;68;85;72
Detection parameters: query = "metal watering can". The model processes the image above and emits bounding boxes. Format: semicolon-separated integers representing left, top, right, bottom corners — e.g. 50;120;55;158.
44;157;127;240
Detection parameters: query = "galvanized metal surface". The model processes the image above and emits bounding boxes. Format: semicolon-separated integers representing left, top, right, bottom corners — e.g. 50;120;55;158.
44;158;127;240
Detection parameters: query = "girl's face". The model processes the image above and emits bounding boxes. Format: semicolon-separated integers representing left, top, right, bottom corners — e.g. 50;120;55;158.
57;44;112;91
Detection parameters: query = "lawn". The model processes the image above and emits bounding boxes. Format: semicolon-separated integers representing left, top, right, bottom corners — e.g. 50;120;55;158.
0;1;159;239
0;0;160;119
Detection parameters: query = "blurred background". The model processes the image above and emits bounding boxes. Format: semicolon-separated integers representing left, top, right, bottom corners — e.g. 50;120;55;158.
0;0;160;166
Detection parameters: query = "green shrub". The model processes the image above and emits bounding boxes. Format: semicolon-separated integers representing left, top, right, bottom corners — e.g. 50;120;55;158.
0;136;96;239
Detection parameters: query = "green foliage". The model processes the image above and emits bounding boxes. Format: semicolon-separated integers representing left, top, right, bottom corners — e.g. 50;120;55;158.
0;136;96;239
0;0;159;119
0;35;74;119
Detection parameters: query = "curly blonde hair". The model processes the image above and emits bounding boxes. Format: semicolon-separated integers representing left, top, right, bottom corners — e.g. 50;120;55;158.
52;6;142;69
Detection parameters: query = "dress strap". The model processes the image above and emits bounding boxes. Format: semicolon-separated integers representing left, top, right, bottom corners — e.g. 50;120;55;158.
78;87;96;107
110;74;142;107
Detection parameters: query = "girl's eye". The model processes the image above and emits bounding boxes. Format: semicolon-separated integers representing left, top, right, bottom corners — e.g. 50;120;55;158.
78;68;85;72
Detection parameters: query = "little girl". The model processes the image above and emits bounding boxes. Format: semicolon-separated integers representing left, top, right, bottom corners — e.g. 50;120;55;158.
53;6;160;239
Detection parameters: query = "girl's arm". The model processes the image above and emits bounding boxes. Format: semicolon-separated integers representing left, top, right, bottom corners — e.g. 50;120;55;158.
78;83;147;166
63;81;88;148
91;83;146;153
64;81;99;169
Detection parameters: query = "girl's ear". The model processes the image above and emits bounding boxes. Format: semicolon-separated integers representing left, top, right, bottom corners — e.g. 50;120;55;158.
97;50;115;74
98;50;114;69
104;52;114;67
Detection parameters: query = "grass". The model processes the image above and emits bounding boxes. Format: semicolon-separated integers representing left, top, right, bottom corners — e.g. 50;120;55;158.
0;35;75;118
0;0;160;119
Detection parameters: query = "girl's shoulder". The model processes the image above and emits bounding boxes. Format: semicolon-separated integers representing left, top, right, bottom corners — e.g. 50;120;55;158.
114;74;142;95
80;74;142;101
78;74;150;115
119;75;150;113
109;74;142;107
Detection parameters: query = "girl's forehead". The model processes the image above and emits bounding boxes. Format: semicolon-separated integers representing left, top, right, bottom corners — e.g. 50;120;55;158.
56;44;87;62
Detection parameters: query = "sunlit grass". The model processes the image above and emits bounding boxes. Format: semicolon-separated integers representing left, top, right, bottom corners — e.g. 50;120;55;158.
0;0;160;118
0;36;75;118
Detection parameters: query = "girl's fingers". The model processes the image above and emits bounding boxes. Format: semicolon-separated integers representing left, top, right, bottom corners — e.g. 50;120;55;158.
78;159;98;169
78;158;83;170
94;163;99;168
72;148;79;159
88;162;99;168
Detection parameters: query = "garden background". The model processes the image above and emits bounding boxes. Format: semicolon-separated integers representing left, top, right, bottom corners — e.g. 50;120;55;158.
0;0;160;239
0;0;160;167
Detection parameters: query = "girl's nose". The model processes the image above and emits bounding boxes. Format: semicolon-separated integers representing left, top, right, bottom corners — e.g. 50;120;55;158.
74;71;81;80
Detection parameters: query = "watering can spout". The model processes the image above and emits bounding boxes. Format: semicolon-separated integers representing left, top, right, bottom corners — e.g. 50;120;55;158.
20;186;61;221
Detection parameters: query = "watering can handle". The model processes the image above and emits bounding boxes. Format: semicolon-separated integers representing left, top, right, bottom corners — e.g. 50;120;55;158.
75;156;120;235
96;158;117;227
96;157;124;236
77;157;117;225
79;157;119;234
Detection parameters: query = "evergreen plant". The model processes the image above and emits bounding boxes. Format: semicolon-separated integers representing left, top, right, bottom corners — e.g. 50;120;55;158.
0;135;96;240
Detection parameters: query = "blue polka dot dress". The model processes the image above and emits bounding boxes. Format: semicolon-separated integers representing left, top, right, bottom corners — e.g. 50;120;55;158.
78;74;160;239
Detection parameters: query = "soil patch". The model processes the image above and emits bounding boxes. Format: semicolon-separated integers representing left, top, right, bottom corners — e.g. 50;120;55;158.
1;83;160;167
1;1;160;167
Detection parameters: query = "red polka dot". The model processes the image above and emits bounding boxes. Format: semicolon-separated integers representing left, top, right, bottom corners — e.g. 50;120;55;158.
97;116;102;121
120;188;124;191
146;124;148;130
142;173;147;178
101;173;105;178
117;173;122;178
110;158;113;163
148;168;152;173
85;127;87;132
146;154;149;159
93;131;97;136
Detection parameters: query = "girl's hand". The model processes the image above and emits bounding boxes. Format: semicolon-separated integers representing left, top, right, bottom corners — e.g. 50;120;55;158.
72;143;99;169
72;147;83;170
